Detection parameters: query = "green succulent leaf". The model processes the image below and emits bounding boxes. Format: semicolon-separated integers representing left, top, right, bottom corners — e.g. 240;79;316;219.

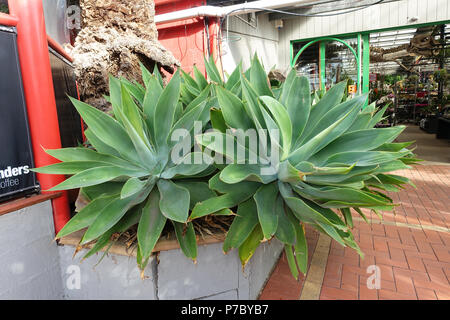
284;245;299;280
157;179;190;223
292;219;308;274
32;161;110;175
310;126;405;165
189;187;256;220
210;108;228;133
83;204;143;261
259;96;292;159
174;181;217;209
142;75;163;141
274;196;296;245
45;147;139;170
297;81;347;144
193;65;209;90
153;71;181;148
121;177;147;199
224;62;242;91
49;166;146;191
81;195;141;244
254;182;279;240
56;195;116;239
39;57;419;280
286;76;311;144
84;129;122;158
238;224;264;267
139;62;152;88
69;97;141;165
204;55;223;85
161;152;212;179
219;163;277;184
173;221;198;261
215;85;254;130
249;55;273;97
137;189;167;264
223;198;259;253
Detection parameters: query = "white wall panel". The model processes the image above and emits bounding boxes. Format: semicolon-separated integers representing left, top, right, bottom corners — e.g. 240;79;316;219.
222;13;280;73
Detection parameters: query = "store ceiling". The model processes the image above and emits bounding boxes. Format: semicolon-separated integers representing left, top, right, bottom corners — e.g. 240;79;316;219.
267;0;399;21
370;24;450;74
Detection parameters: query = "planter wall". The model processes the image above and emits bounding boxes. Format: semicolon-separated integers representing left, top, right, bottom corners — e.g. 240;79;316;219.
0;200;63;299
58;246;157;300
59;239;284;300
0;198;284;300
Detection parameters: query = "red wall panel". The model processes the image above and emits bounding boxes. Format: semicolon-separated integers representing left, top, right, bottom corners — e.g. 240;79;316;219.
155;0;207;75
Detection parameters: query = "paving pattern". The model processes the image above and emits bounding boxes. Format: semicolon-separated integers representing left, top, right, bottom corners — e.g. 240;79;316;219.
260;164;450;300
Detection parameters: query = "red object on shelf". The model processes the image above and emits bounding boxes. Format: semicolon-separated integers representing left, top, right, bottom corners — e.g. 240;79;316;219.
8;0;71;234
416;91;427;98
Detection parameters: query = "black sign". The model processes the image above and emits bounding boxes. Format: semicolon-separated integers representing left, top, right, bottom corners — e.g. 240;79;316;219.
0;28;39;201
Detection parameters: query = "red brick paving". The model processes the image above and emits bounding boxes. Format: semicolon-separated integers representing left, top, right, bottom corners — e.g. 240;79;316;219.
260;165;450;300
259;227;319;300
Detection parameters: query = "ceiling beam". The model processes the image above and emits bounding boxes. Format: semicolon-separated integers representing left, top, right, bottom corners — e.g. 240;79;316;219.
268;0;399;21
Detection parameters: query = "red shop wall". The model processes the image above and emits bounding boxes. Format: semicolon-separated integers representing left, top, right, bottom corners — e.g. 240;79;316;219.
155;0;219;75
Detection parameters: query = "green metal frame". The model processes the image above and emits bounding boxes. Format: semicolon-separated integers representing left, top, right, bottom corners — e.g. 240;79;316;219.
319;41;326;89
362;33;370;95
290;20;450;46
289;20;450;95
291;37;359;67
291;36;360;91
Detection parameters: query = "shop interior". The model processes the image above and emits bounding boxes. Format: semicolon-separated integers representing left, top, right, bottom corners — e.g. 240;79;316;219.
292;23;450;163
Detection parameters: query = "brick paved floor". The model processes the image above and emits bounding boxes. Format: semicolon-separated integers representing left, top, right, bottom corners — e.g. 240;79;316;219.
260;164;450;300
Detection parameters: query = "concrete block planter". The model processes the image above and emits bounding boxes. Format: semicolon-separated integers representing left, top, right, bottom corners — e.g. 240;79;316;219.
0;198;283;300
58;246;157;300
58;236;284;300
0;199;64;299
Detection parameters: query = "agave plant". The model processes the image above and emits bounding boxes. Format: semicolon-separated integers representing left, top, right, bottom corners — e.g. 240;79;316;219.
194;56;419;278
34;55;418;280
32;65;231;272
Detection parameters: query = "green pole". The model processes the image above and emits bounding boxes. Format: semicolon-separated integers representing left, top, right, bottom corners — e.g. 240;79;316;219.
319;41;326;90
357;34;362;94
289;41;294;69
362;33;370;95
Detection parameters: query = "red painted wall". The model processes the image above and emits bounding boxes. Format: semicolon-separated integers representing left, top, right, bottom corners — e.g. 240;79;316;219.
155;0;219;75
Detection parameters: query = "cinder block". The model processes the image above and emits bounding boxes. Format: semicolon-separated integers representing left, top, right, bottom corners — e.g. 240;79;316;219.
0;265;63;299
0;200;63;299
157;242;239;300
158;240;283;300
58;246;156;300
0;199;285;300
247;239;284;300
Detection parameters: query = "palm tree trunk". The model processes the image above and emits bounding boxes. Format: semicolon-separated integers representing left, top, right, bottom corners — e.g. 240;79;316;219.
72;0;179;111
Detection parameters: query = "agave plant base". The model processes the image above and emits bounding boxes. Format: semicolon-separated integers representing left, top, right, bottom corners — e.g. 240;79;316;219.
58;233;283;300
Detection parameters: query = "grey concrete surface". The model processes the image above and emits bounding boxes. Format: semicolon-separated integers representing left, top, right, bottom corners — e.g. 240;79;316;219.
59;246;156;300
157;242;240;300
396;125;450;163
0;200;283;300
0;200;63;299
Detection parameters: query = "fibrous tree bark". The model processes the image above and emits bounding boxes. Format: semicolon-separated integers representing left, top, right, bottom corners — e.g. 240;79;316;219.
71;0;179;111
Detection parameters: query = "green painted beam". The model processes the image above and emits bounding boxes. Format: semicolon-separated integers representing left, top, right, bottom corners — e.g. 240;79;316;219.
290;20;450;44
357;34;362;94
319;41;326;90
362;33;370;96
